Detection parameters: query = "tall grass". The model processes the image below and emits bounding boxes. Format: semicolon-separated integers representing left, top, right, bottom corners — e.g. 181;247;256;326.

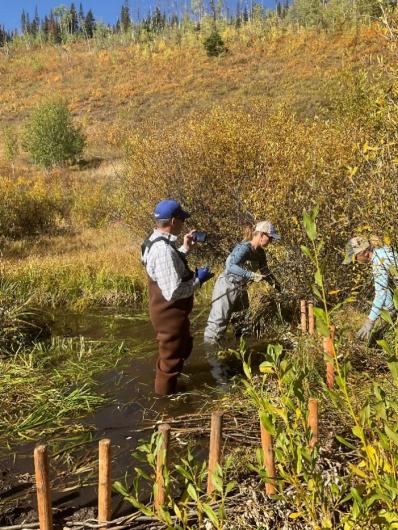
0;336;129;444
2;226;147;309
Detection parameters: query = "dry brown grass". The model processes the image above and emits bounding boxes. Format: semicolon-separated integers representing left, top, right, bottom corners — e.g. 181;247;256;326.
1;23;396;161
2;224;147;308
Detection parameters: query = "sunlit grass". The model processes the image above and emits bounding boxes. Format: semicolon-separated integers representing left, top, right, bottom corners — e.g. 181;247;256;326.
2;225;147;309
0;336;129;444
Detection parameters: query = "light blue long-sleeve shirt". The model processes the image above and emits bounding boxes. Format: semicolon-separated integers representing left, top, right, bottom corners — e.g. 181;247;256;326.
369;246;398;321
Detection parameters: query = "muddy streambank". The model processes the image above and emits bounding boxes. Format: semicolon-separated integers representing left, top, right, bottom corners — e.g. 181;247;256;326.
0;307;248;525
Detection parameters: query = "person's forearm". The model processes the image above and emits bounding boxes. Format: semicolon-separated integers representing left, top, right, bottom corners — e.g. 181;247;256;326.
225;263;252;279
368;290;388;321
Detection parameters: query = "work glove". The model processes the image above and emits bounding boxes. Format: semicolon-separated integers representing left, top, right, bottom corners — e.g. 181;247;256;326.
195;266;214;285
251;272;264;283
356;318;375;341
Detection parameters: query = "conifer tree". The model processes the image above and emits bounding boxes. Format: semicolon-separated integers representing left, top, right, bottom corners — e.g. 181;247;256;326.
31;6;40;36
24;12;31;34
120;0;131;31
78;3;85;31
42;15;50;38
20;10;27;34
70;3;79;33
0;26;9;46
84;9;95;37
151;7;165;32
170;13;179;26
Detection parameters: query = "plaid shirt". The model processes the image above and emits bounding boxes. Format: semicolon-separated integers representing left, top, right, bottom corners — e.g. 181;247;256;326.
143;229;199;302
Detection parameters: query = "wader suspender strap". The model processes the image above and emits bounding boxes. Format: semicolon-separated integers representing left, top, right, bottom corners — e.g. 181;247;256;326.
141;236;169;260
141;236;194;281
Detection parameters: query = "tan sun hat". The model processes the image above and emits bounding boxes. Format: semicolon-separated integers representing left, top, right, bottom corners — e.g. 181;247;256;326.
254;221;281;240
343;236;370;264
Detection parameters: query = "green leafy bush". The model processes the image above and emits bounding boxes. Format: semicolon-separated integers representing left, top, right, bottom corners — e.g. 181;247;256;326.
22;98;85;168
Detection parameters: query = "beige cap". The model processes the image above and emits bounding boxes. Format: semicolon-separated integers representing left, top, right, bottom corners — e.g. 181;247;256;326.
343;236;370;264
254;221;281;240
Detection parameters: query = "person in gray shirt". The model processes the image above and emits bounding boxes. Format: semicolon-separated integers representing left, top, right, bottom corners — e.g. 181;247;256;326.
204;221;282;345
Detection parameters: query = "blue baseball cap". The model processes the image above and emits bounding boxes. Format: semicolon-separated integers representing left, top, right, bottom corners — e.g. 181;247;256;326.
154;199;190;220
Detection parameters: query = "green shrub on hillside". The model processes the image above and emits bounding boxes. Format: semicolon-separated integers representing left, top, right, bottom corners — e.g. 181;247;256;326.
22;98;85;168
203;29;226;56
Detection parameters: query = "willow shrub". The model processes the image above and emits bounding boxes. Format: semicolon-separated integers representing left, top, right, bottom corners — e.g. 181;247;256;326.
123;100;398;295
22;98;85;168
0;175;68;238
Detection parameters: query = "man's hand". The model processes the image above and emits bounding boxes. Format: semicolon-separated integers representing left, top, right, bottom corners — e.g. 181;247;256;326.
356;318;375;341
195;267;214;285
182;230;196;252
251;272;264;283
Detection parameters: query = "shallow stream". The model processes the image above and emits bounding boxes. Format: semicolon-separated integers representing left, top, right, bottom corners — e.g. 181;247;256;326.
1;307;245;522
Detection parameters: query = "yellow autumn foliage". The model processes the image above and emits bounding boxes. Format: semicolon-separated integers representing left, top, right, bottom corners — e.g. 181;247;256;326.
123;95;398;292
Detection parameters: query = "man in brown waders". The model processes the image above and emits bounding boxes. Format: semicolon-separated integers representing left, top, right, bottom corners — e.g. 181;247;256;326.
141;199;213;395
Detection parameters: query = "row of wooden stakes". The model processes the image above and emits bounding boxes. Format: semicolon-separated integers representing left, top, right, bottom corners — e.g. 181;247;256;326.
33;405;319;530
300;299;315;335
300;300;336;390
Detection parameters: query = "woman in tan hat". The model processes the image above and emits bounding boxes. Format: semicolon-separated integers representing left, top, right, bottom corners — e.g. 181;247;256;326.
343;236;397;340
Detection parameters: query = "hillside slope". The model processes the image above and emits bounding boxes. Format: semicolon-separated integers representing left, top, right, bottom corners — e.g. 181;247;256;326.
1;25;395;158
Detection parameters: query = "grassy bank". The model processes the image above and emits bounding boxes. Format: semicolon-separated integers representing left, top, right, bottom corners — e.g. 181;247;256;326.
1;225;146;309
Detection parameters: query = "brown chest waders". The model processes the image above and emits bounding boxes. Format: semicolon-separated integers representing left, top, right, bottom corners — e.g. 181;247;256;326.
148;278;194;395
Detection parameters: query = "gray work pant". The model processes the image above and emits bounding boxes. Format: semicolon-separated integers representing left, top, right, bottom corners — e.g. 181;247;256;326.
204;275;249;343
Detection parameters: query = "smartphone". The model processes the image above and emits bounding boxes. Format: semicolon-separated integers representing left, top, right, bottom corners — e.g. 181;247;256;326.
193;230;207;243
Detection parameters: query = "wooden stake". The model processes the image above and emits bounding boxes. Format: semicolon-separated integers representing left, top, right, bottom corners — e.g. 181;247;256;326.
307;301;315;336
260;420;276;495
300;300;307;334
308;398;318;449
155;423;171;512
34;444;53;530
207;412;223;495
323;325;336;389
98;439;112;529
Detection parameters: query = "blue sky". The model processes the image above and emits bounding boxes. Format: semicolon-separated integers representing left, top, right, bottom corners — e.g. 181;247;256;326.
0;0;274;31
